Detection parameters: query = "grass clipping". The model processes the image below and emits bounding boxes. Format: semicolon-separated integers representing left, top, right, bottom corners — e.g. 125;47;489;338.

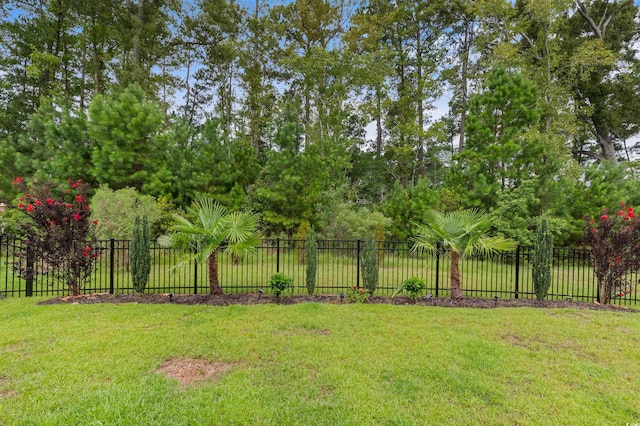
156;358;235;387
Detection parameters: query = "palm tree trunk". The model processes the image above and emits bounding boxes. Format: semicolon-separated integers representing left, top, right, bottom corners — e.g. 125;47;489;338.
450;251;463;299
208;251;223;295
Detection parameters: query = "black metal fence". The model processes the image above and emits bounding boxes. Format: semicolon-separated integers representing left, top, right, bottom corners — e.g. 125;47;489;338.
1;236;638;305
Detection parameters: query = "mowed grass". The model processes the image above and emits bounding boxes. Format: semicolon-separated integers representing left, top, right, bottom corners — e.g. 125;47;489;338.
1;299;639;425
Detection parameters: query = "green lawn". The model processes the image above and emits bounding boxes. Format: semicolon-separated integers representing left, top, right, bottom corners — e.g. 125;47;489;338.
1;298;639;425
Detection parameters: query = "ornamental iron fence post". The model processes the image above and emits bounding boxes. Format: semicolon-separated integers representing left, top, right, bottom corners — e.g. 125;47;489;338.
25;244;34;297
356;239;361;288
435;242;440;297
514;245;520;299
109;239;115;294
276;238;280;273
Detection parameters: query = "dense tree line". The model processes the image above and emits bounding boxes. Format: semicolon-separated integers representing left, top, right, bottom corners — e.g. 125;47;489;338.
1;0;640;246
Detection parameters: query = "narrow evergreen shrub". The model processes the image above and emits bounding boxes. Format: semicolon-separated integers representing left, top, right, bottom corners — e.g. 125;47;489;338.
361;238;379;294
305;230;317;295
131;216;151;294
532;218;553;300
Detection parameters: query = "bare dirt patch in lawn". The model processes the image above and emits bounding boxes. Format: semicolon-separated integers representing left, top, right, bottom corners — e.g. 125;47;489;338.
156;358;235;387
38;292;638;313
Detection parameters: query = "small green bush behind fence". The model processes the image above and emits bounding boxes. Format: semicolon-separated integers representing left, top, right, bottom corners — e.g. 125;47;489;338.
0;237;638;305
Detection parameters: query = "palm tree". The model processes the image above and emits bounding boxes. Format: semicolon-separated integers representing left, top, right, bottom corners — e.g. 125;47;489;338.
158;197;260;295
413;209;516;299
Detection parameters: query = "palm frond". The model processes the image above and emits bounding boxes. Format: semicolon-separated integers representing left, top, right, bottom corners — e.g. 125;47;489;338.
411;224;438;254
413;209;513;258
159;196;259;269
469;236;517;257
193;196;226;231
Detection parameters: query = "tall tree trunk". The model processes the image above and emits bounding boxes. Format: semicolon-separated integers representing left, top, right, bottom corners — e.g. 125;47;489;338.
450;251;462;299
376;84;382;155
91;15;101;95
208;251;223;295
416;24;425;178
458;18;472;153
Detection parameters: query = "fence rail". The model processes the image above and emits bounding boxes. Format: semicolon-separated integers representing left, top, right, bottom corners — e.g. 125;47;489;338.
1;237;638;305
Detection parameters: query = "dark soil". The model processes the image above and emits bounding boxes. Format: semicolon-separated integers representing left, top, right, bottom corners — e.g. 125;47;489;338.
38;292;638;313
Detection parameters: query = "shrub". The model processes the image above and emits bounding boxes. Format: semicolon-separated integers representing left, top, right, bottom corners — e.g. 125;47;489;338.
305;230;317;295
584;202;640;304
347;285;371;303
295;220;311;264
361;238;378;294
393;277;426;301
13;178;98;295
90;186;164;239
269;272;292;297
532;218;553;300
131;216;151;294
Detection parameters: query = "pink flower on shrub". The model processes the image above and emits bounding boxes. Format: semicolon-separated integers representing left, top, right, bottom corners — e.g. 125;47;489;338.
75;195;83;203
73;213;80;221
617;210;625;216
26;205;34;212
93;220;99;225
14;177;23;183
46;198;54;206
17;204;25;209
601;215;609;221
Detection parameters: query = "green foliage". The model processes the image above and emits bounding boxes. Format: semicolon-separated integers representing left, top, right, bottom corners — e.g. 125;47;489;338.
414;209;517;257
89;84;168;195
158;196;260;295
131;216;151;294
458;68;543;210
90;186;165;240
561;163;640;245
346;285;371;303
532;219;553;300
304;230;318;295
381;179;439;241
12;179;98;296
294;220;311;264
414;209;516;299
392;277;426;301
584;202;640;304
251;101;329;236
269;272;292;298
360;238;378;294
318;199;391;241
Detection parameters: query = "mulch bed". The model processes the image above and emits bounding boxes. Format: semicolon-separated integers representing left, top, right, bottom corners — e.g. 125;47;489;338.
37;292;638;313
